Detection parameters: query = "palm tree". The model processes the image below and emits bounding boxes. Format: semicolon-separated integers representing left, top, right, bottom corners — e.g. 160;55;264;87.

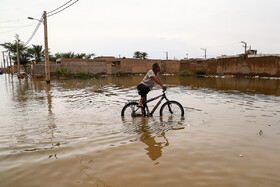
133;51;148;59
84;53;95;59
141;52;148;59
133;51;142;59
0;35;32;65
29;45;44;63
61;52;76;58
74;53;95;59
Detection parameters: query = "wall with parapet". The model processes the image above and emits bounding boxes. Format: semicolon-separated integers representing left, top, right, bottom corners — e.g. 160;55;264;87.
33;64;61;75
180;59;218;74
180;56;280;77
33;58;108;75
117;58;162;74
60;58;107;74
31;55;280;77
217;56;280;76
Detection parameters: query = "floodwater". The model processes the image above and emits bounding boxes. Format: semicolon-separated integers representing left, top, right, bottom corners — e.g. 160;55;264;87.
0;74;280;187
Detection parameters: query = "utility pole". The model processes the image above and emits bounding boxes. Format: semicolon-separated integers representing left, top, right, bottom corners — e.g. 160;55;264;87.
2;52;5;70
241;41;247;55
16;41;20;76
9;52;13;74
6;55;9;73
201;48;206;59
43;11;50;83
166;52;168;60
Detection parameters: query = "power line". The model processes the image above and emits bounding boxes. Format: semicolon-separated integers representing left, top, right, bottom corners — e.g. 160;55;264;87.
0;24;34;29
1;0;79;45
0;14;42;23
0;18;28;23
48;0;79;17
47;0;73;14
24;15;44;46
0;25;35;35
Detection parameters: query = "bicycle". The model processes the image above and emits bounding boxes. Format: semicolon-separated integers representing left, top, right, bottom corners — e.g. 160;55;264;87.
121;89;184;119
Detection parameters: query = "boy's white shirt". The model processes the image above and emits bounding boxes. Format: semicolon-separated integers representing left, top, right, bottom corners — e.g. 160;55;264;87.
141;70;159;90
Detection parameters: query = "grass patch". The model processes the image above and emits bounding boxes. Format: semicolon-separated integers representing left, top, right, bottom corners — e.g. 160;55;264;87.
54;68;103;79
177;70;194;76
216;73;224;77
196;71;206;77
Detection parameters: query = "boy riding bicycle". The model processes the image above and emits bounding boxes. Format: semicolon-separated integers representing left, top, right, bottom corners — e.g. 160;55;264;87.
137;63;167;107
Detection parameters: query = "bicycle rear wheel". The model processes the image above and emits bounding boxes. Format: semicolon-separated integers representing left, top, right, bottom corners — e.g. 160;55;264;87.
160;101;184;121
121;102;143;117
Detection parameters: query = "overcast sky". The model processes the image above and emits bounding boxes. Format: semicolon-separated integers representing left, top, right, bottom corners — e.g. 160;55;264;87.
1;0;280;60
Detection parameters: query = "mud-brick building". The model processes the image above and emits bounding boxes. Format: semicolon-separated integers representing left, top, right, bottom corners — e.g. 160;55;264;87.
32;57;181;75
180;55;280;77
31;54;280;77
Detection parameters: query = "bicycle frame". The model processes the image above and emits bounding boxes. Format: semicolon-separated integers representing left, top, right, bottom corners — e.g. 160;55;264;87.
142;91;169;116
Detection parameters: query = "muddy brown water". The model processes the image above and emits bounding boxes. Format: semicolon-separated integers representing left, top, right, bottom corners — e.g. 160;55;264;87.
0;74;280;187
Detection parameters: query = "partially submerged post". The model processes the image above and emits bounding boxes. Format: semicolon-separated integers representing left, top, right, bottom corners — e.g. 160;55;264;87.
43;11;50;83
16;42;20;77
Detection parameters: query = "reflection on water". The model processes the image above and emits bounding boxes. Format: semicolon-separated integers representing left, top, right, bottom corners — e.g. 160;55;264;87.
122;117;184;161
175;76;280;96
0;74;280;186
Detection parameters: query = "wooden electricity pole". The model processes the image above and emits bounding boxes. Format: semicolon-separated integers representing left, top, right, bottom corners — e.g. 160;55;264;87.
8;52;14;74
16;41;20;76
43;11;50;83
6;55;9;73
2;52;5;70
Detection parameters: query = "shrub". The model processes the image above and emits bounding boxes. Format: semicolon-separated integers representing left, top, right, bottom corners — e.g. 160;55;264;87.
55;68;68;76
177;70;194;76
196;71;206;77
55;68;95;79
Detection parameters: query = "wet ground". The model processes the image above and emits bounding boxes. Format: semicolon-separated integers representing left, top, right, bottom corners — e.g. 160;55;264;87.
0;74;280;187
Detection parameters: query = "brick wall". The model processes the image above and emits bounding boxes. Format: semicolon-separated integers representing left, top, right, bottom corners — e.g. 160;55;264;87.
217;56;280;76
181;56;280;77
32;56;280;77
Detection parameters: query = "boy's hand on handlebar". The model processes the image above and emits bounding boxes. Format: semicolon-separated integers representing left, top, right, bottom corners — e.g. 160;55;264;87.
162;85;167;90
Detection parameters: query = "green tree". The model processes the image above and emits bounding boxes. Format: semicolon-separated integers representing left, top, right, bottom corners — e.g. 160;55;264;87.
61;52;76;58
56;52;95;59
133;51;142;59
0;35;32;65
141;52;148;59
133;51;148;59
28;45;44;63
74;53;95;59
83;53;95;59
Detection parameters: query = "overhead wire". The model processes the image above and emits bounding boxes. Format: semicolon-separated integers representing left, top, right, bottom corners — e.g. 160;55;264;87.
47;0;73;14
0;14;42;23
0;25;35;35
47;0;79;17
1;0;79;45
24;15;44;46
0;25;34;28
0;18;28;23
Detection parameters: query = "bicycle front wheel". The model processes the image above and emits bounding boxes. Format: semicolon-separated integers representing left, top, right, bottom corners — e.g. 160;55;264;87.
121;102;143;117
160;101;184;120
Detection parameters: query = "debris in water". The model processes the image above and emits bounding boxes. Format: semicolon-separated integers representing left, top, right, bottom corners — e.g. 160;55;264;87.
259;130;263;136
78;137;88;141
239;154;243;157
